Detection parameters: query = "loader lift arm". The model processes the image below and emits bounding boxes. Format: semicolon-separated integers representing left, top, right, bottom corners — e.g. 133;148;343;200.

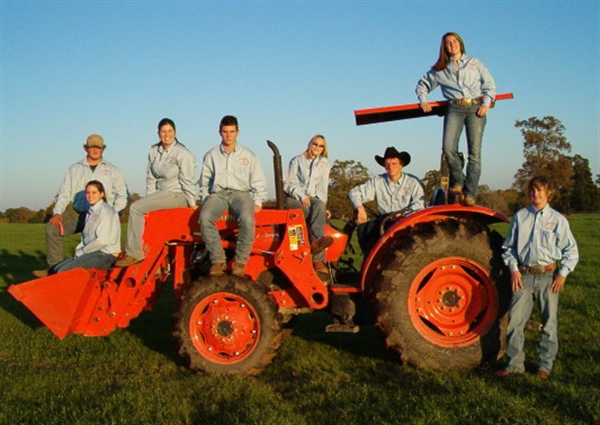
354;93;513;126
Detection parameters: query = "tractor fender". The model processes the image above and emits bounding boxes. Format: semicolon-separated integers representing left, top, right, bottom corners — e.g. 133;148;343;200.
360;204;508;293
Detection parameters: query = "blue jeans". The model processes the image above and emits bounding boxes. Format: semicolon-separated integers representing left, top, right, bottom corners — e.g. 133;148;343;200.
505;272;560;373
45;204;87;267
285;196;327;261
125;191;188;259
199;190;255;264
443;104;487;197
52;251;117;273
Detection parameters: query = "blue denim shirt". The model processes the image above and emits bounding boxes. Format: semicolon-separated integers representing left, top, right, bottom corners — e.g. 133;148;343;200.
416;54;496;107
146;141;198;207
502;204;579;277
284;154;330;203
348;172;425;214
198;143;267;207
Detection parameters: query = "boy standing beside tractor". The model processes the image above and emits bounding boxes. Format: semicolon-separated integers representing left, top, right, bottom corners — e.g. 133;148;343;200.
495;176;579;379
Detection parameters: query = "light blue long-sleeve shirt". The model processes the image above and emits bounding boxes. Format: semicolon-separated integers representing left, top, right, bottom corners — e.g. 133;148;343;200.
416;54;496;107
284;154;330;203
198;143;267;206
348;172;425;214
502;204;579;278
53;157;129;215
146;141;198;207
75;199;121;256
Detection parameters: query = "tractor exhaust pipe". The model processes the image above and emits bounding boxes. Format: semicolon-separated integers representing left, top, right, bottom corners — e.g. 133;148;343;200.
267;140;285;209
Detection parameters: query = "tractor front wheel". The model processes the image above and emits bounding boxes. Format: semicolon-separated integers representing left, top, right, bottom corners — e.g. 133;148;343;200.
174;275;283;376
374;219;509;370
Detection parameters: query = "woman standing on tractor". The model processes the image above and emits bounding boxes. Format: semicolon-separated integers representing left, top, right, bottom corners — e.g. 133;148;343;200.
116;118;197;267
284;135;331;273
52;180;121;273
416;32;496;207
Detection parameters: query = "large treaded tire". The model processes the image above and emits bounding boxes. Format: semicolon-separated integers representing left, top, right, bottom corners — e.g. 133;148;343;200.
373;218;509;370
174;275;283;376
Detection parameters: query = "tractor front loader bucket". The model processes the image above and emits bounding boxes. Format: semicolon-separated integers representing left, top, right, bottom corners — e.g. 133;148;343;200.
8;268;105;339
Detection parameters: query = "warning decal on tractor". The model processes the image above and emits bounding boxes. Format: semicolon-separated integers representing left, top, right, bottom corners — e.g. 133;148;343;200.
288;224;306;251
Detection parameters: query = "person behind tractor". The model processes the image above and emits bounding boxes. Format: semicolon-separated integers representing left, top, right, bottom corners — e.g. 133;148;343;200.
348;146;424;256
115;118;198;267
284;135;331;274
33;134;128;277
198;115;267;277
415;31;496;207
48;180;121;274
495;176;578;380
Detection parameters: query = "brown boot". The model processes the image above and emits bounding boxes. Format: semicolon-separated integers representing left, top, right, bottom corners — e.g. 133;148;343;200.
115;255;144;267
313;261;328;273
32;269;49;278
209;262;225;276
231;262;246;277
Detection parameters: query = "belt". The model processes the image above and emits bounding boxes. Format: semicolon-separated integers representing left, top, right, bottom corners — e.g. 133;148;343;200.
451;97;483;108
519;264;556;275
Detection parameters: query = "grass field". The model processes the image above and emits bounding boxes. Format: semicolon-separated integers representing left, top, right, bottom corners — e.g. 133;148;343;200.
0;216;598;425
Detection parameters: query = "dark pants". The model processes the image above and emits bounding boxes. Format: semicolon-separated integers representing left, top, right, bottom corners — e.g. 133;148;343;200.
357;215;390;256
45;204;86;267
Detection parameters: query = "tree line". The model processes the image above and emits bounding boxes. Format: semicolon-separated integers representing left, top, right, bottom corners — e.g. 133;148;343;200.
1;116;598;224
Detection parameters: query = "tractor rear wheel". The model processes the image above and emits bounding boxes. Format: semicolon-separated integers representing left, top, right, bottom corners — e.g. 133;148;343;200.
374;219;509;370
174;275;283;376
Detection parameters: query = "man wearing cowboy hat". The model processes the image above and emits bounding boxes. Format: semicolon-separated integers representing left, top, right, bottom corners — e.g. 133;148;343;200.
33;134;129;277
348;146;425;255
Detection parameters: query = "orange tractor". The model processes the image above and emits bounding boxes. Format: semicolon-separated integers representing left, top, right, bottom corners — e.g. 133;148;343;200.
9;97;512;376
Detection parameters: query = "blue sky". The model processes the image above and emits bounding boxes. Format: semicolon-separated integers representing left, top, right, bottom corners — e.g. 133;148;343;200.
1;0;598;211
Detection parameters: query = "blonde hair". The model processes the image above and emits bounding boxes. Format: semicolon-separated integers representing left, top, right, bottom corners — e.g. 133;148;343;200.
304;135;328;158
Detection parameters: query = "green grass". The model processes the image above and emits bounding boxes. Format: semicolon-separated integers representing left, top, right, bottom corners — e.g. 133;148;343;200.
0;217;599;425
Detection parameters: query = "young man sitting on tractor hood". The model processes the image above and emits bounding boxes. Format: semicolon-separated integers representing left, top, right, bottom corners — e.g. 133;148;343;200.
348;146;425;256
198;115;268;277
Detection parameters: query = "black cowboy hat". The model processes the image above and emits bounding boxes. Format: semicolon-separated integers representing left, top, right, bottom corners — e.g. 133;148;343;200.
375;146;411;167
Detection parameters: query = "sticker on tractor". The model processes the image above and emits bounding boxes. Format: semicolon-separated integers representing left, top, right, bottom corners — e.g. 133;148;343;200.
288;225;306;251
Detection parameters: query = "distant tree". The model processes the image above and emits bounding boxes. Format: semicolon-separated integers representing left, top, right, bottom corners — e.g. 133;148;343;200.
28;209;46;224
421;169;441;204
5;207;37;223
476;185;520;216
513;116;573;212
570;154;600;212
44;202;55;222
120;193;142;223
328;160;370;220
262;199;277;208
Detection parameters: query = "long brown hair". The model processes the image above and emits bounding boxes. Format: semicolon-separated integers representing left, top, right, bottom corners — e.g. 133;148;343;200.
432;32;466;72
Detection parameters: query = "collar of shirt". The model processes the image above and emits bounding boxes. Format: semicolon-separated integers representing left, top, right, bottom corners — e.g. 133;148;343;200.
157;141;178;154
219;143;237;155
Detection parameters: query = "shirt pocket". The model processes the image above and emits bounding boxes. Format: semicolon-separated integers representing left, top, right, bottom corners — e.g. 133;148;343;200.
541;229;557;247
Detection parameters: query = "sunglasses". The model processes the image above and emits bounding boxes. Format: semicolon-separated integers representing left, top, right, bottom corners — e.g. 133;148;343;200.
311;142;325;148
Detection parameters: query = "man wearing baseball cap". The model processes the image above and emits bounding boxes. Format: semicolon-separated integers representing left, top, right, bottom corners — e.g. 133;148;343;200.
33;134;129;277
348;146;425;255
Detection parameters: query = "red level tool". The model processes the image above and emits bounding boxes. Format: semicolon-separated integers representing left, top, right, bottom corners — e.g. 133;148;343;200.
354;93;514;126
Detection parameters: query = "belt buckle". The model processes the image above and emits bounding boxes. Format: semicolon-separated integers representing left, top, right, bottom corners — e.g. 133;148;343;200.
530;264;545;275
456;98;472;108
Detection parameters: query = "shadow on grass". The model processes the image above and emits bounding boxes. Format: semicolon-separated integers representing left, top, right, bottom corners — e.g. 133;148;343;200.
290;310;398;364
0;248;47;330
123;282;185;366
